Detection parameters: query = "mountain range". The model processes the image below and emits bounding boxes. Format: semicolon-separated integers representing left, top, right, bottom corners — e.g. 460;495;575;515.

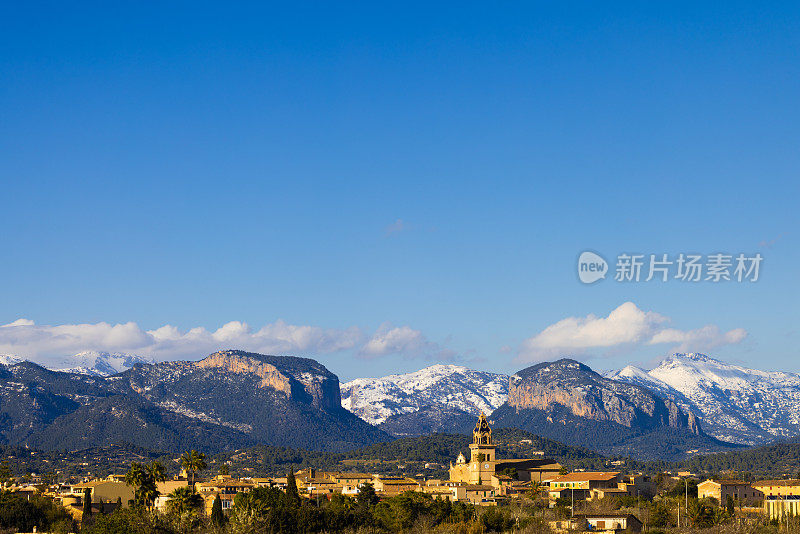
54;351;154;376
606;353;800;445
341;364;507;436
2;347;798;460
0;350;388;453
342;353;800;450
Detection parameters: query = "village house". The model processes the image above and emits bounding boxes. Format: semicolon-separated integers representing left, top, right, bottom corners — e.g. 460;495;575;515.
69;480;133;508
332;472;374;495
697;479;763;504
750;480;800;520
371;475;420;496
579;513;642;532
752;479;800;499
548;472;620;503
196;476;254;515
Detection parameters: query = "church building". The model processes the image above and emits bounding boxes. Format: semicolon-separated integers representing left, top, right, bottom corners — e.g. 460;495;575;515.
449;412;563;489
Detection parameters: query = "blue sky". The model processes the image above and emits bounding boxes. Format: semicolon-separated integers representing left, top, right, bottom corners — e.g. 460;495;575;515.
1;2;798;380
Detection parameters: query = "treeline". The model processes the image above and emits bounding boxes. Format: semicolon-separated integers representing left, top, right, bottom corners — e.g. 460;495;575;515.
83;476;538;534
675;439;800;479
210;428;609;477
0;491;74;533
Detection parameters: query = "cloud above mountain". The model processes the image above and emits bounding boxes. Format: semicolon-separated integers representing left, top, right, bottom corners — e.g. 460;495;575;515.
0;318;367;365
359;323;457;360
517;302;747;363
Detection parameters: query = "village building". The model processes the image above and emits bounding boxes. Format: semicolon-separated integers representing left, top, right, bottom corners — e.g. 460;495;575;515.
448;412;561;491
548;472;620;503
697;480;763;503
371;475;420;496
332;473;374;496
196;475;254;515
752;479;800;499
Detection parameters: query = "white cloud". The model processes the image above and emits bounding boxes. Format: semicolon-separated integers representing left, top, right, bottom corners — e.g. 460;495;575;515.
648;325;748;352
0;317;458;367
517;302;747;363
359;323;456;360
0;318;365;366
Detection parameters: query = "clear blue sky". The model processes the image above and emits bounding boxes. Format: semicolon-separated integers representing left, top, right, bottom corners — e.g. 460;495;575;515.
1;2;798;380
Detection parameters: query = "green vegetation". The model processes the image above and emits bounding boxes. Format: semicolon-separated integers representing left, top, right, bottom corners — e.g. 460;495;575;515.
180;449;207;490
0;491;74;533
124;460;167;507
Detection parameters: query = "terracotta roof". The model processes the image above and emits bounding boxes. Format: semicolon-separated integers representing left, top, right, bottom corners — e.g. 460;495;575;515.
551;472;619;483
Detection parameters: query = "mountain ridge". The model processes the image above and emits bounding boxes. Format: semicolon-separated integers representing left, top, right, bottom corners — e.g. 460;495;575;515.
607;353;800;444
0;350;389;453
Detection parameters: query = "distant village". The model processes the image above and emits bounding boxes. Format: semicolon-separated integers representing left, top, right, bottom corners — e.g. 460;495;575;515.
3;414;800;533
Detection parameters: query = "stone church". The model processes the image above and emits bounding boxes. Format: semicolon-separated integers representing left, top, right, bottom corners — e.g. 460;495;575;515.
449;412;563;489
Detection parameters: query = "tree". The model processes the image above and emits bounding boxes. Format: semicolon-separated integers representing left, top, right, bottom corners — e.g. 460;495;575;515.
0;461;11;485
219;464;229;476
180;450;207;492
166;486;204;516
357;482;378;507
649;500;671;528
726;494;735;516
83;488;93;518
286;467;301;508
210;494;224;526
124;461;165;508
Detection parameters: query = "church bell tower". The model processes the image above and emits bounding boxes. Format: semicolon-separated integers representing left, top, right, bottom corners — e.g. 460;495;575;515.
468;412;496;483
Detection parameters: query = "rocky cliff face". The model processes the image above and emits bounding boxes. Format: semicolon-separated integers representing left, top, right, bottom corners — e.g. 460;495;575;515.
506;359;701;434
195;350;341;410
0;351;387;452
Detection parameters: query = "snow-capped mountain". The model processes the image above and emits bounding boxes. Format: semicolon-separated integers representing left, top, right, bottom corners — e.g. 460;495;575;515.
607;353;800;445
0;355;22;366
340;364;508;426
54;351;153;376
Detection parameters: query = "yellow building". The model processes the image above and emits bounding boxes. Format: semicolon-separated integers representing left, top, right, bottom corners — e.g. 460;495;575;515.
372;475;420;496
753;480;800;499
449;412;499;486
449;413;561;493
196;476;254;515
697;480;762;504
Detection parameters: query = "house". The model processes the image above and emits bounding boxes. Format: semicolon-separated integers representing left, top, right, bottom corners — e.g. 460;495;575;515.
697;480;762;504
752;479;800;499
371;476;420;496
153;480;194;511
70;480;134;508
457;484;497;504
196;476;254;515
576;513;642;532
332;473;374;495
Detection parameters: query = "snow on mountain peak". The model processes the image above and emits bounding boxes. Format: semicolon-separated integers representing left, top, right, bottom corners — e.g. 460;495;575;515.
0;354;22;366
611;353;800;444
55;351;153;377
341;364;509;425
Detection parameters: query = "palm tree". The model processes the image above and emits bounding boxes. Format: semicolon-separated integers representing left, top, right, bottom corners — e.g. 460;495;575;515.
166;485;204;515
147;461;166;484
180;450;207;492
124;461;165;508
